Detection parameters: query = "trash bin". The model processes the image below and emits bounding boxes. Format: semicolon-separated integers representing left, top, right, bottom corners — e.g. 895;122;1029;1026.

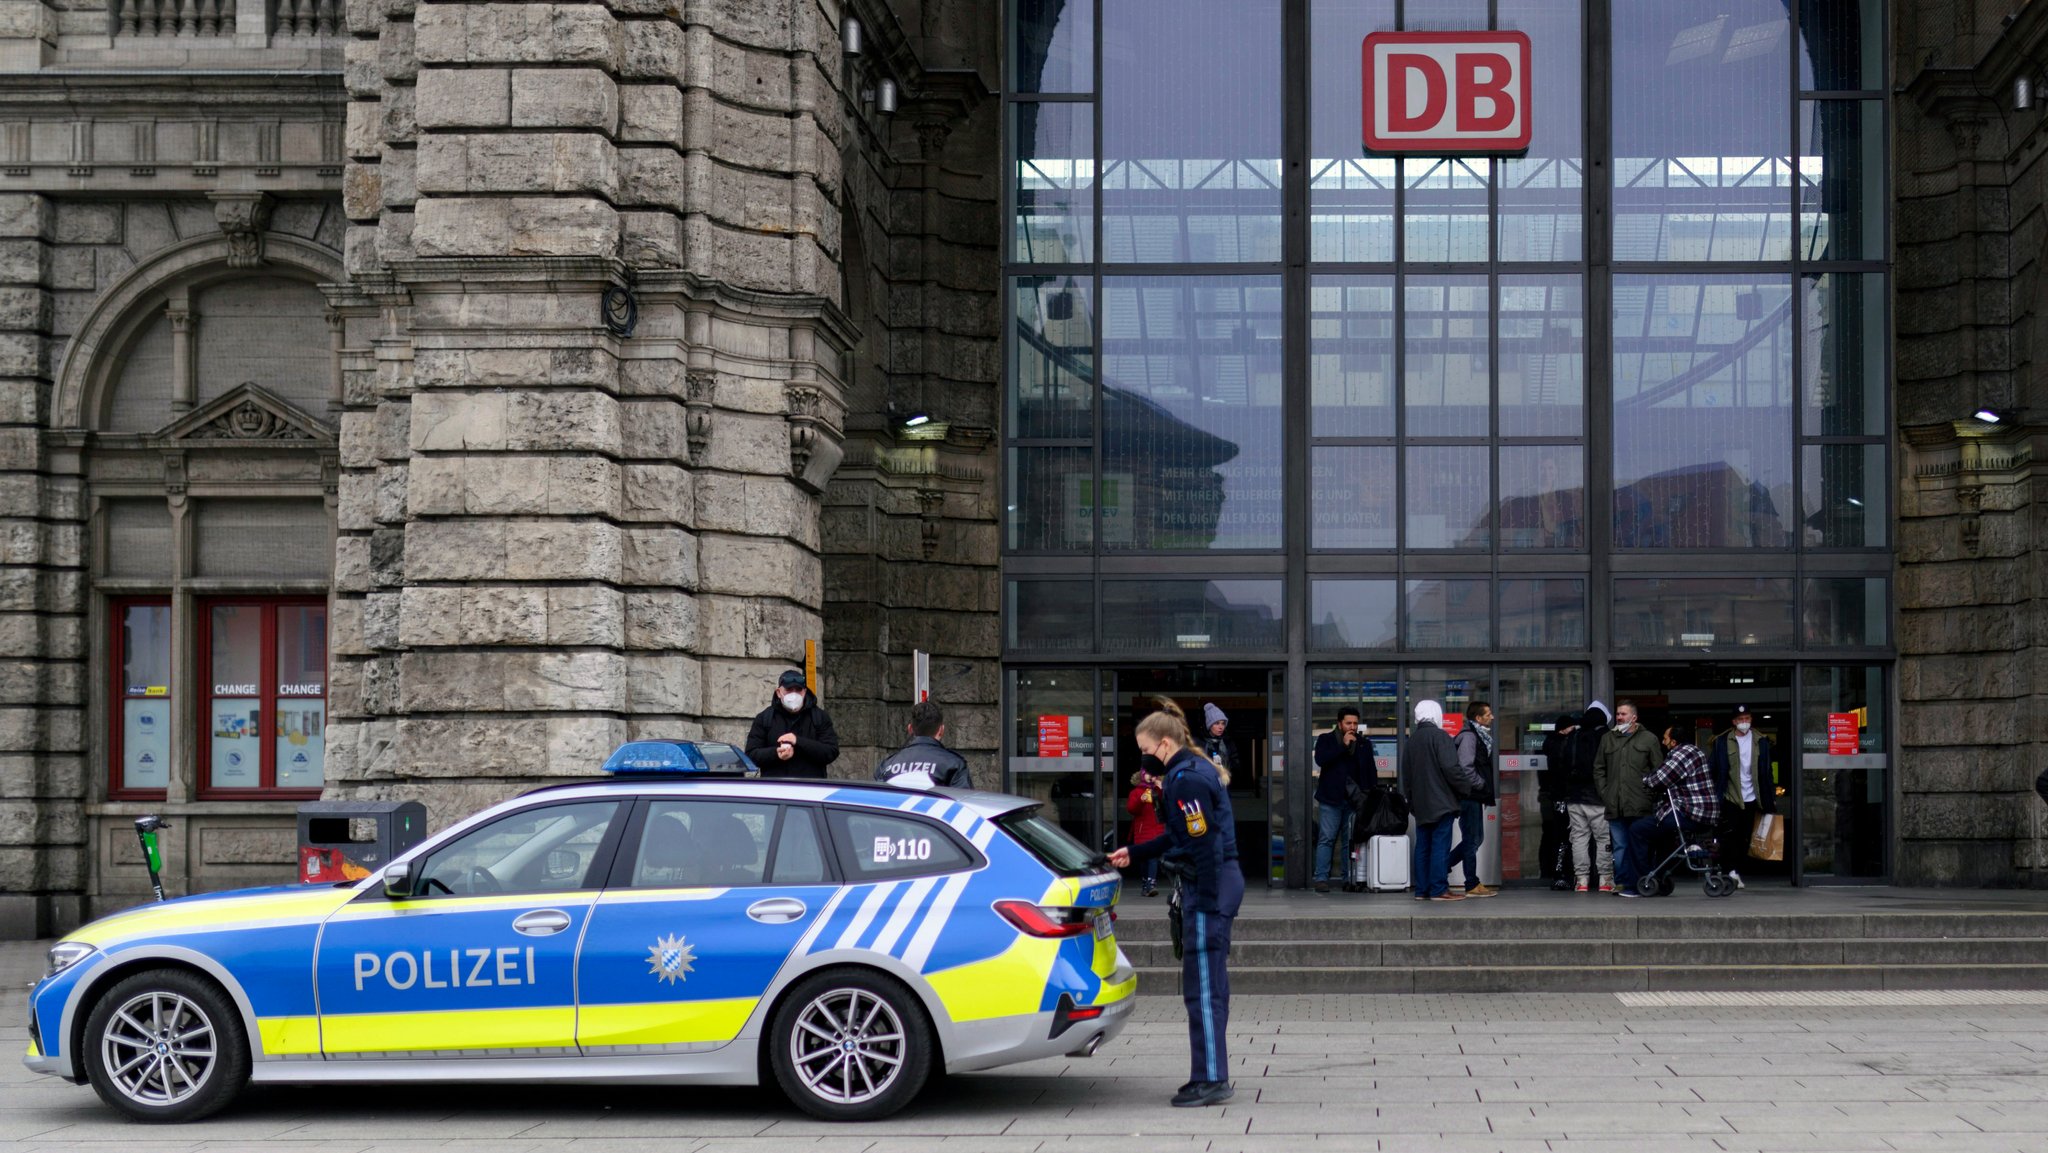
296;800;427;883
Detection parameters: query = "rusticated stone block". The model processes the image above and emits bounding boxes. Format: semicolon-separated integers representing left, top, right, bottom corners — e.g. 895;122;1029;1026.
417;133;618;197
546;585;624;645
627;652;699;713
621;524;695;587
197;825;297;866
504;519;622;581
619;84;681;142
621;462;688;521
414;68;513;128
624;589;695;649
414;4;622;66
698;533;814;599
413;197;619;259
512;68;618;130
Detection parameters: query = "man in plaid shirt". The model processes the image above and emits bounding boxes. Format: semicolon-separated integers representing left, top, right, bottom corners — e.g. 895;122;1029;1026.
1620;725;1722;892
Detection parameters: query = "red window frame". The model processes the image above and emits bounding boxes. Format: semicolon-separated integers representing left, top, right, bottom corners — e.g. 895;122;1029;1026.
109;596;172;800
197;596;327;800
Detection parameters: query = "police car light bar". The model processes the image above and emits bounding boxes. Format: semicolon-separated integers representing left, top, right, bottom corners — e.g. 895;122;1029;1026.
602;740;755;777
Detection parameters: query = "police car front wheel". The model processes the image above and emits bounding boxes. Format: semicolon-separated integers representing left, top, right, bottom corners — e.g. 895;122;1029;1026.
82;968;250;1123
768;969;933;1121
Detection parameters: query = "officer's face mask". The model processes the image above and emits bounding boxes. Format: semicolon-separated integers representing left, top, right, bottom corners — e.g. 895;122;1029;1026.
781;691;805;712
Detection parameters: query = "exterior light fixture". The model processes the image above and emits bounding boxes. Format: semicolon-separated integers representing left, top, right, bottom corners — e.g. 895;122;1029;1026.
1845;496;1864;507
1974;407;2005;423
901;411;931;428
876;78;899;113
2020;76;2035;110
843;17;862;55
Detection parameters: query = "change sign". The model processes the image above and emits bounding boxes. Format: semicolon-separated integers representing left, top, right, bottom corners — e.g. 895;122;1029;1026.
1362;30;1532;154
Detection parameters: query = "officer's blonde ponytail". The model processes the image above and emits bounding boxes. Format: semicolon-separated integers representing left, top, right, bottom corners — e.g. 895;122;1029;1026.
1138;697;1231;787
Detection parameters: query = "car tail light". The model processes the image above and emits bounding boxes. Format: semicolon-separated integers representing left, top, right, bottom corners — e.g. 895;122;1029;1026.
1049;993;1106;1039
994;899;1096;938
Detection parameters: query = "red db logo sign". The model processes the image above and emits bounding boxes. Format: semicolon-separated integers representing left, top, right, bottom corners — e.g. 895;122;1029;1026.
1362;31;1531;154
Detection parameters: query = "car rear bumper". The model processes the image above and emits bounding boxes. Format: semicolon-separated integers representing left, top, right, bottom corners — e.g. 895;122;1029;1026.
942;989;1135;1073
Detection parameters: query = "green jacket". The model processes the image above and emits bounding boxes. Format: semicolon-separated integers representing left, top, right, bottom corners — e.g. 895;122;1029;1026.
1594;725;1665;819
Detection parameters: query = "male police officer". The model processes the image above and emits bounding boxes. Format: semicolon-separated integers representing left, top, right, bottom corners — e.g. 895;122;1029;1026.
874;700;973;790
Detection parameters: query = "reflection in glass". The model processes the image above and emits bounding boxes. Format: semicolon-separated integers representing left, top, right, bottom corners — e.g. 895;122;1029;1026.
1011;103;1094;263
1311;446;1395;549
1404;158;1490;262
1613;2;1792;261
1007;446;1095;550
1498;0;1584;261
210;604;261;689
1500;578;1587;648
1308;0;1397;262
1310;276;1395;437
1011;276;1095;440
1101;277;1283;550
121;604;171;692
1101;579;1284;651
1612;276;1795;548
1498;445;1585;550
1103;0;1282;262
1799;663;1886;878
1407;445;1490;550
1803;577;1885;646
1799;100;1884;262
1309;580;1397;649
1405;580;1491;649
1797;0;1882;92
1498;275;1584;438
1404;666;1492;732
1013;0;1094;93
277;605;326;692
1802;444;1885;548
1404;278;1490;438
1008;668;1099;846
1498;666;1587;753
1802;273;1885;438
1007;580;1094;651
1612;576;1796;649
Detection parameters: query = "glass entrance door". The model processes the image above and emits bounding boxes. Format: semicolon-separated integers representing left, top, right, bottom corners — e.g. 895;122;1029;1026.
1107;667;1276;886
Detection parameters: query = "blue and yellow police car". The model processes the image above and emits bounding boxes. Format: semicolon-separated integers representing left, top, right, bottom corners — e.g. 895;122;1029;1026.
24;741;1135;1122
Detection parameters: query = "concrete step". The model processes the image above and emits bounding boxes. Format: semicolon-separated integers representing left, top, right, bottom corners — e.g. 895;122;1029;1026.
1110;909;2048;944
1118;936;2048;970
1132;963;2048;995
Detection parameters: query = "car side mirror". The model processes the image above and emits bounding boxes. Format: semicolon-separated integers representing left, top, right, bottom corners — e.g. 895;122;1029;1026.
382;862;413;899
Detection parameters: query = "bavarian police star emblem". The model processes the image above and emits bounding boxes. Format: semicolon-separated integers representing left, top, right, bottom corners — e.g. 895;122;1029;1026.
645;932;696;985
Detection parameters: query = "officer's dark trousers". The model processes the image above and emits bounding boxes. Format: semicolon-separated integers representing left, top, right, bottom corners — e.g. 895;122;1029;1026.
1182;866;1244;1084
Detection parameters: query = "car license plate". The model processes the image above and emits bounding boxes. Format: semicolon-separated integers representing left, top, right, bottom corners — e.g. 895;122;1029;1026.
1093;912;1113;940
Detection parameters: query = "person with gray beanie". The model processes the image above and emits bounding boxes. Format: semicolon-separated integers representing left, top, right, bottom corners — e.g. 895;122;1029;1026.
1201;702;1233;780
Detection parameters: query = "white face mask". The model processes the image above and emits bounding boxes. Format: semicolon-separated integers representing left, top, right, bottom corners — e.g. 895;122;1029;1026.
780;691;805;712
1615;720;1634;733
1735;721;1752;735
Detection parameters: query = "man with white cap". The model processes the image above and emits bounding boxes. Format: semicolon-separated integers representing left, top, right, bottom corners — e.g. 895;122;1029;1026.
1400;699;1484;901
1706;704;1774;887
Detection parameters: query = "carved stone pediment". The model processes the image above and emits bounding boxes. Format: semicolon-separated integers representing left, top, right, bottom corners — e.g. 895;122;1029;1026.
157;383;334;444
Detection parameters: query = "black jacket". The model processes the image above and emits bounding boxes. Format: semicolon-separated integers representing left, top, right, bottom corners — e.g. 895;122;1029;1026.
1400;721;1481;825
1538;727;1573;805
745;690;841;778
873;735;972;790
1562;707;1608;806
1129;748;1239;914
1313;728;1376;806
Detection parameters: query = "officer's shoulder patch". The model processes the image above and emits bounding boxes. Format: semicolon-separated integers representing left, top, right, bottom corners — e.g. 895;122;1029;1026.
1179;797;1208;837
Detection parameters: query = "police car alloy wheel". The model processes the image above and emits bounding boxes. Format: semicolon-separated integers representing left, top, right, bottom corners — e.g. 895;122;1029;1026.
82;969;250;1123
769;969;933;1121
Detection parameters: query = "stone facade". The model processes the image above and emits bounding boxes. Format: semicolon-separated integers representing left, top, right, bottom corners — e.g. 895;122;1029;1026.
0;0;999;934
1895;1;2048;884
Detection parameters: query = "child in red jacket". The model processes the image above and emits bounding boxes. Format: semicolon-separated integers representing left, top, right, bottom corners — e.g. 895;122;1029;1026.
1127;762;1168;896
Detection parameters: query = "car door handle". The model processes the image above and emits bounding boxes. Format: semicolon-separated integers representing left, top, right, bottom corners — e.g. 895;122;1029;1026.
512;909;573;936
747;897;807;924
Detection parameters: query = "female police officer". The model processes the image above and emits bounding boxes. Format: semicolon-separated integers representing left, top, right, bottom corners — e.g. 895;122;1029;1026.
1108;699;1241;1107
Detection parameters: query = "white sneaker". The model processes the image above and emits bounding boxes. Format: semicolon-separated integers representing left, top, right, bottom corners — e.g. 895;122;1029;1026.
1727;870;1745;890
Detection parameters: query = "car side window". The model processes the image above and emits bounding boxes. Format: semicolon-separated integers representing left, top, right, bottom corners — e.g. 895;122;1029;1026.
415;801;620;897
633;800;777;888
828;809;975;881
770;806;829;884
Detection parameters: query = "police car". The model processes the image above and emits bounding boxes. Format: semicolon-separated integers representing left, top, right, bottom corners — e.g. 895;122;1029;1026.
24;741;1135;1123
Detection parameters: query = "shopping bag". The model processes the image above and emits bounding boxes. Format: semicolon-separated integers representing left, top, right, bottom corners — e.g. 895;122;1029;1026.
1749;813;1784;861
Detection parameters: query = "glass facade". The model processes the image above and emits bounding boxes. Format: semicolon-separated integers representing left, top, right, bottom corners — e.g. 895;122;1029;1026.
1002;1;1892;883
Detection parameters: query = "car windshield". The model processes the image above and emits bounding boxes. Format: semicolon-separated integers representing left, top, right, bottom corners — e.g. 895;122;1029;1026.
998;810;1108;875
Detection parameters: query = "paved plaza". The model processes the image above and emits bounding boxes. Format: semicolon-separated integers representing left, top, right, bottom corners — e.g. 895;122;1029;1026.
6;941;2048;1152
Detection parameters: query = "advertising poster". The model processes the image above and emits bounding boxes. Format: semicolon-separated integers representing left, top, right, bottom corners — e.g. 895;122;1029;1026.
1037;714;1071;757
123;699;170;789
212;699;259;787
276;700;326;788
1827;712;1860;755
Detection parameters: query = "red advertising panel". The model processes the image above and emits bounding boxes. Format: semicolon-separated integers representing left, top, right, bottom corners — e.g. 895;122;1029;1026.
1363;31;1533;154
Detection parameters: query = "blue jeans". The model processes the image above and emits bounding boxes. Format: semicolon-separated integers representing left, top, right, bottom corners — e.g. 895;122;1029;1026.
1411;817;1456;897
1140;856;1159;890
1449;799;1486;889
1312;801;1351;882
1609;819;1636;889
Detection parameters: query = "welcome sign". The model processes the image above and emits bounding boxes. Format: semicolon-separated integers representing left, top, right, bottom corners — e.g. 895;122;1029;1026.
1362;30;1532;154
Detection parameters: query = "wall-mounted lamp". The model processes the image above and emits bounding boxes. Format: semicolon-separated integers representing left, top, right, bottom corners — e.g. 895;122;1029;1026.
876;78;899;114
2019;75;2034;110
1974;407;2008;424
843;17;863;55
901;410;931;428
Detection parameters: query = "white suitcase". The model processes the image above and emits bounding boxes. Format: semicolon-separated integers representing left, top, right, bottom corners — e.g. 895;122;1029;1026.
1366;834;1409;892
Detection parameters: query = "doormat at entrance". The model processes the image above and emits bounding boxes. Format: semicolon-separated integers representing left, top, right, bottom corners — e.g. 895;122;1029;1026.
1618;990;2048;1007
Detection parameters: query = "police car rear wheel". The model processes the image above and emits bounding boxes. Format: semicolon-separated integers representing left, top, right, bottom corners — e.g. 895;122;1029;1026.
770;970;932;1121
82;968;249;1123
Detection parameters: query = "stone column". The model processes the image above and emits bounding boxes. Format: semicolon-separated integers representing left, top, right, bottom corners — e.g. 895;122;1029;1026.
0;192;85;936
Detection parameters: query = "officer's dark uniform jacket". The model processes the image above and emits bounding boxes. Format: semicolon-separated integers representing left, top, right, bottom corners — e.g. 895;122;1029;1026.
1128;748;1240;914
872;735;972;790
744;690;841;778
